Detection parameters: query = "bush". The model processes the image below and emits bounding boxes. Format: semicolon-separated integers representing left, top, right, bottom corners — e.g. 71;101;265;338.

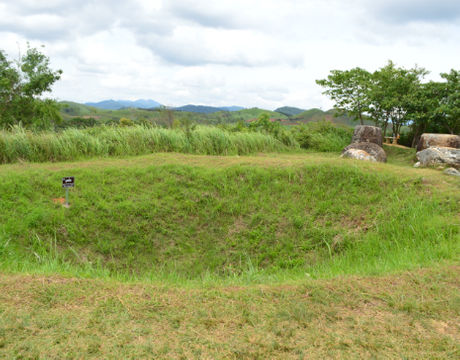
58;117;98;129
239;113;299;148
291;121;353;152
119;117;134;127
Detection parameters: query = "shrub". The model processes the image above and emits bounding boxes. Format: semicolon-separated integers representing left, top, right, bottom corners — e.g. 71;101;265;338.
291;121;353;152
119;117;134;127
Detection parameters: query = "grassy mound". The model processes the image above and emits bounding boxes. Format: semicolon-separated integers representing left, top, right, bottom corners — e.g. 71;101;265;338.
0;153;458;281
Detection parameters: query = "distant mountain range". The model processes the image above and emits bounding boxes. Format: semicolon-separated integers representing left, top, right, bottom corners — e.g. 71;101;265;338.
174;105;244;113
85;99;162;110
84;99;245;113
71;100;361;125
60;100;364;127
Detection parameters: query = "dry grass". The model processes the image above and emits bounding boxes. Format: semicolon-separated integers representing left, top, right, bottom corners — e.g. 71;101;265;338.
0;265;459;359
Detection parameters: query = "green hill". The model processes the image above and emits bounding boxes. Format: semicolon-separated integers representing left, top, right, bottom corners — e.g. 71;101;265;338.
290;108;374;126
291;108;325;122
231;107;288;121
60;101;101;117
274;106;306;116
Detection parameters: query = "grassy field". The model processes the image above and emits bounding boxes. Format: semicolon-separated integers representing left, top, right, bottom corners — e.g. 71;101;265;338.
0;149;459;358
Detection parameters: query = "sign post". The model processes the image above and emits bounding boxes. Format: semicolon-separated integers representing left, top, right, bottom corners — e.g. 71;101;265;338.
62;177;75;207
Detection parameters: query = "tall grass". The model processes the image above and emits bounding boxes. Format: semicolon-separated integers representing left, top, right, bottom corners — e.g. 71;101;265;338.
0;125;288;163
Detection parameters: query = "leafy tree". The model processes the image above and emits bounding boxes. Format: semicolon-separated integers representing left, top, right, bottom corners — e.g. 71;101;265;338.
368;62;397;135
369;61;427;138
0;45;62;129
438;69;460;134
385;64;427;138
316;67;371;125
406;81;443;147
249;112;275;131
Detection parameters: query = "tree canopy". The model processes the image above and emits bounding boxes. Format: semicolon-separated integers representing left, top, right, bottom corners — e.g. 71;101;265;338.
438;69;460;134
317;61;459;147
316;67;371;125
0;45;62;129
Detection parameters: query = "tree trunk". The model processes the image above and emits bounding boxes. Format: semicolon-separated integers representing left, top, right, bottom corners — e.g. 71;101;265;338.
411;123;425;149
383;117;389;137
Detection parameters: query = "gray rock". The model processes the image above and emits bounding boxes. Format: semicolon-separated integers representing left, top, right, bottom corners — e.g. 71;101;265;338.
416;147;460;169
351;125;383;146
417;133;460;152
341;149;377;162
342;142;387;162
443;168;460;177
413;162;421;168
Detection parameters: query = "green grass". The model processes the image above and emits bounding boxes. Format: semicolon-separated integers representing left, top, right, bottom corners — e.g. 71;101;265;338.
0;151;459;358
0;152;458;283
0;125;288;164
383;144;417;166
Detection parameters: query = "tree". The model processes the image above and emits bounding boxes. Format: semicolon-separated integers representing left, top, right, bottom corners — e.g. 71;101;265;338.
0;45;62;129
406;81;443;147
385;64;427;138
158;105;175;128
368;62;398;135
438;69;460;134
316;67;371;125
369;61;427;138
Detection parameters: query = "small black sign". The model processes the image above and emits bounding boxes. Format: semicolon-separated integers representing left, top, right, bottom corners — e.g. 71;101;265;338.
62;177;75;188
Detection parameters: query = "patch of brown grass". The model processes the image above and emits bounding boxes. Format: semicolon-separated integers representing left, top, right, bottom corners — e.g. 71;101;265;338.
0;265;459;359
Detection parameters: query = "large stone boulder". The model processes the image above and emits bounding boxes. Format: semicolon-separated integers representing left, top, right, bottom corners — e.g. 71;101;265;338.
417;133;460;152
351;125;383;147
342;142;387;162
444;168;460;177
415;147;460;169
341;149;376;162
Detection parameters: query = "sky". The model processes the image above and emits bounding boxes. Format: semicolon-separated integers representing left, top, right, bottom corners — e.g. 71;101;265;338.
0;0;459;110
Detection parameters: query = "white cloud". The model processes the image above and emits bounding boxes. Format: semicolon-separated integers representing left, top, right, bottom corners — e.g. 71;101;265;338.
0;0;459;109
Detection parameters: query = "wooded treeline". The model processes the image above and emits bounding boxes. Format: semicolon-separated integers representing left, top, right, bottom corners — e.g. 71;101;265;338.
317;61;459;147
